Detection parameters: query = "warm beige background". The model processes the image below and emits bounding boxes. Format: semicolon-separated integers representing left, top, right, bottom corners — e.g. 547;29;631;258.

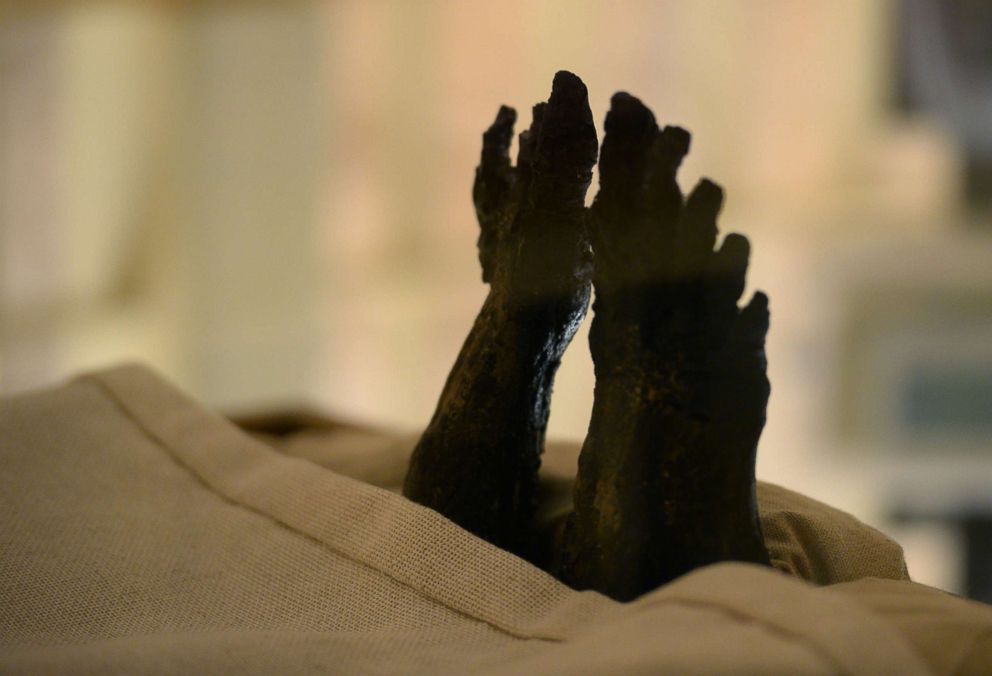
3;1;990;595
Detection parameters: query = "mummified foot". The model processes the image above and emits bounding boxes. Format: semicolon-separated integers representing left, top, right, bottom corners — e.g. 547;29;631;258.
559;93;771;601
403;72;598;553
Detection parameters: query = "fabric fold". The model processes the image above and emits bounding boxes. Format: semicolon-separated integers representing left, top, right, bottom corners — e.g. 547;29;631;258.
4;363;985;674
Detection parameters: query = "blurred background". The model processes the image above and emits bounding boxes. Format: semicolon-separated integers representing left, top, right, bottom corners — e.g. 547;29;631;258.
2;0;991;599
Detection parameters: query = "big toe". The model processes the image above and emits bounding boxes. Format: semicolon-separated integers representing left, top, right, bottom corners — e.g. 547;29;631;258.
530;71;599;210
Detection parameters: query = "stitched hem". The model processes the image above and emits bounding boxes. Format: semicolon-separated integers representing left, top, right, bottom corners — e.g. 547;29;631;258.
82;366;607;642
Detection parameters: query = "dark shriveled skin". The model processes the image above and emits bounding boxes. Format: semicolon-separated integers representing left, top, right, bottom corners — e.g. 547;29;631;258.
557;93;771;601
402;72;598;553
403;74;772;601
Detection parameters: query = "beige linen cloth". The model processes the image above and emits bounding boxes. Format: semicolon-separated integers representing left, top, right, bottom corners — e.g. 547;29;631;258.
2;365;990;674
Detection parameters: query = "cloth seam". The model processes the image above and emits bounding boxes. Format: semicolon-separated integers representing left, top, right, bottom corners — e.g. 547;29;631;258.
83;374;564;645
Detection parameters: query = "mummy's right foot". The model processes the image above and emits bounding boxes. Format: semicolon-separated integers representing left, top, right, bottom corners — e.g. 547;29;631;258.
403;72;598;553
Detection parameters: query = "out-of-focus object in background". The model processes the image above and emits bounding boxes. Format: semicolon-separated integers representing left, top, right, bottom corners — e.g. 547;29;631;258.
0;4;323;407
827;232;992;603
897;0;992;210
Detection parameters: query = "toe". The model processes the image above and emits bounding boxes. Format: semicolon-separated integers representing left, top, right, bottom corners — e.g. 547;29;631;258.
675;178;723;277
733;291;770;351
480;105;516;168
514;103;546;193
653;125;691;175
707;233;750;298
644;125;691;227
597;92;658;200
529;71;599;212
473;105;518;283
589;93;658;285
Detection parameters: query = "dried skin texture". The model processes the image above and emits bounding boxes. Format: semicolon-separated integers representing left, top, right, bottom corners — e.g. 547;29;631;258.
403;76;772;602
558;93;771;601
402;72;598;553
